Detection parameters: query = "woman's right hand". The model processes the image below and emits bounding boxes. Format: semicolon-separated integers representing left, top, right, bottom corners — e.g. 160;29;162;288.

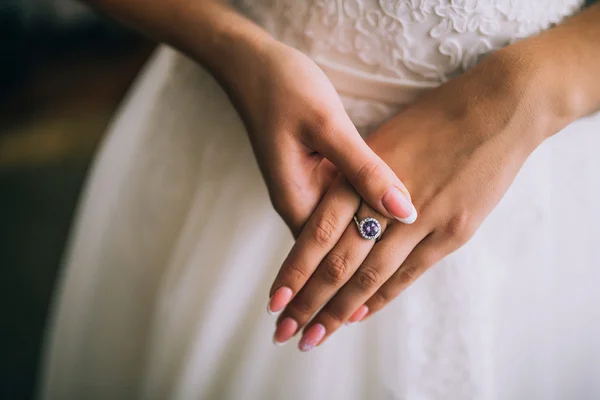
86;0;416;234
223;40;417;235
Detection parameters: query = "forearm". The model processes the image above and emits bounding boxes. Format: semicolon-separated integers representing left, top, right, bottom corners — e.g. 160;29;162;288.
84;0;275;86
497;4;600;138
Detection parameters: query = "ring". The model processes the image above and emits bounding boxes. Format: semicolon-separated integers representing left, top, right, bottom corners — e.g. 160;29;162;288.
354;216;382;241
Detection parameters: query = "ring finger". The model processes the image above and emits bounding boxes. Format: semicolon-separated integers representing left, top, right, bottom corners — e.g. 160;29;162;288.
273;202;389;345
299;221;430;350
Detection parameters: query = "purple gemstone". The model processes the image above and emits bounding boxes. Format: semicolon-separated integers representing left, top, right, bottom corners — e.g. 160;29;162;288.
361;220;380;238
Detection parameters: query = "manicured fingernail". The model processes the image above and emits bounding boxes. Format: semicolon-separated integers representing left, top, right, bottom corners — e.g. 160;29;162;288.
273;317;298;345
382;187;417;224
298;323;326;352
267;287;293;315
346;305;369;325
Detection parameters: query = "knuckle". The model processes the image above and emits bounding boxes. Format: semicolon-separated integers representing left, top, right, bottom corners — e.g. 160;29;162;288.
371;291;390;309
284;261;310;282
354;160;380;190
397;263;420;287
395;250;439;289
313;109;335;131
444;211;476;243
321;306;345;324
321;253;352;285
287;298;313;317
306;108;339;139
312;216;337;247
356;266;382;291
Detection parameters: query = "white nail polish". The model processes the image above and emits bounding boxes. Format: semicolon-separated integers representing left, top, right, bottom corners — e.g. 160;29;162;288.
383;187;418;225
394;204;417;225
267;301;275;315
272;337;288;347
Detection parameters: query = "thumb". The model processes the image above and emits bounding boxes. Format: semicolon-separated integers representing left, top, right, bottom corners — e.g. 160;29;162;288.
315;121;417;224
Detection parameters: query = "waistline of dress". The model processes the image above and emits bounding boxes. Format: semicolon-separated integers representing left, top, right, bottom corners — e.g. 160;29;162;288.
314;57;439;105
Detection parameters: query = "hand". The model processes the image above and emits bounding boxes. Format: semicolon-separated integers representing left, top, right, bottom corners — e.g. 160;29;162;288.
269;48;568;350
223;40;417;235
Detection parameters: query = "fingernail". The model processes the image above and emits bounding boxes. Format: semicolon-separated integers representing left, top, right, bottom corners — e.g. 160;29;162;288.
273;317;298;346
382;187;417;224
346;305;369;325
298;323;326;352
267;287;293;315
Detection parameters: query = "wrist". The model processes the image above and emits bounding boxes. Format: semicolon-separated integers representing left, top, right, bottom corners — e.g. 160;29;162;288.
476;45;581;148
490;8;600;143
196;19;277;89
207;32;280;104
184;5;284;115
163;1;277;93
430;49;557;157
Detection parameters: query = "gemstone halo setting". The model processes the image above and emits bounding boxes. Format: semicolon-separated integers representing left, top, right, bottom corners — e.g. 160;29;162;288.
356;217;382;241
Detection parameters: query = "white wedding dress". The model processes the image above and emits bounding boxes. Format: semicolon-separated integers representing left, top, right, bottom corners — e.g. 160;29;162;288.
40;1;600;399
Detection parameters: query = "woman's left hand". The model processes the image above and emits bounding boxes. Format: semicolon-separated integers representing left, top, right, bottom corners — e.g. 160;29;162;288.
267;47;575;350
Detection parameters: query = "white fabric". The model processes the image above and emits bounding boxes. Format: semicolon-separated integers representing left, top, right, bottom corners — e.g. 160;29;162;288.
235;0;583;85
40;1;600;399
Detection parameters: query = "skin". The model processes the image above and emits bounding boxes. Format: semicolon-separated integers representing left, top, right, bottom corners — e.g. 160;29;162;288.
272;4;600;350
86;0;416;236
87;0;600;349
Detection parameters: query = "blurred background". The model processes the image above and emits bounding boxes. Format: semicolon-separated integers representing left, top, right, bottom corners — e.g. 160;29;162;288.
0;1;154;398
2;1;597;399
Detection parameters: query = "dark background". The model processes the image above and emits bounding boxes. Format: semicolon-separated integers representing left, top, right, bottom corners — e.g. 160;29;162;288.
1;1;154;398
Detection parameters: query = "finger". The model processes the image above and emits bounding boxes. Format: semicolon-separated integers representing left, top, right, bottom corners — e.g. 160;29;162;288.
267;175;359;315
298;222;430;351
313;114;417;224
274;204;388;342
362;231;453;319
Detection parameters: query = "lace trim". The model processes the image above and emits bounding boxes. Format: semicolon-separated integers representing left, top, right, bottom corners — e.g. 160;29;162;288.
233;0;584;87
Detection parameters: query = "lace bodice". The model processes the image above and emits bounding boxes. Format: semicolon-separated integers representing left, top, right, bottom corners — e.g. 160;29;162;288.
233;0;583;88
232;0;584;131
